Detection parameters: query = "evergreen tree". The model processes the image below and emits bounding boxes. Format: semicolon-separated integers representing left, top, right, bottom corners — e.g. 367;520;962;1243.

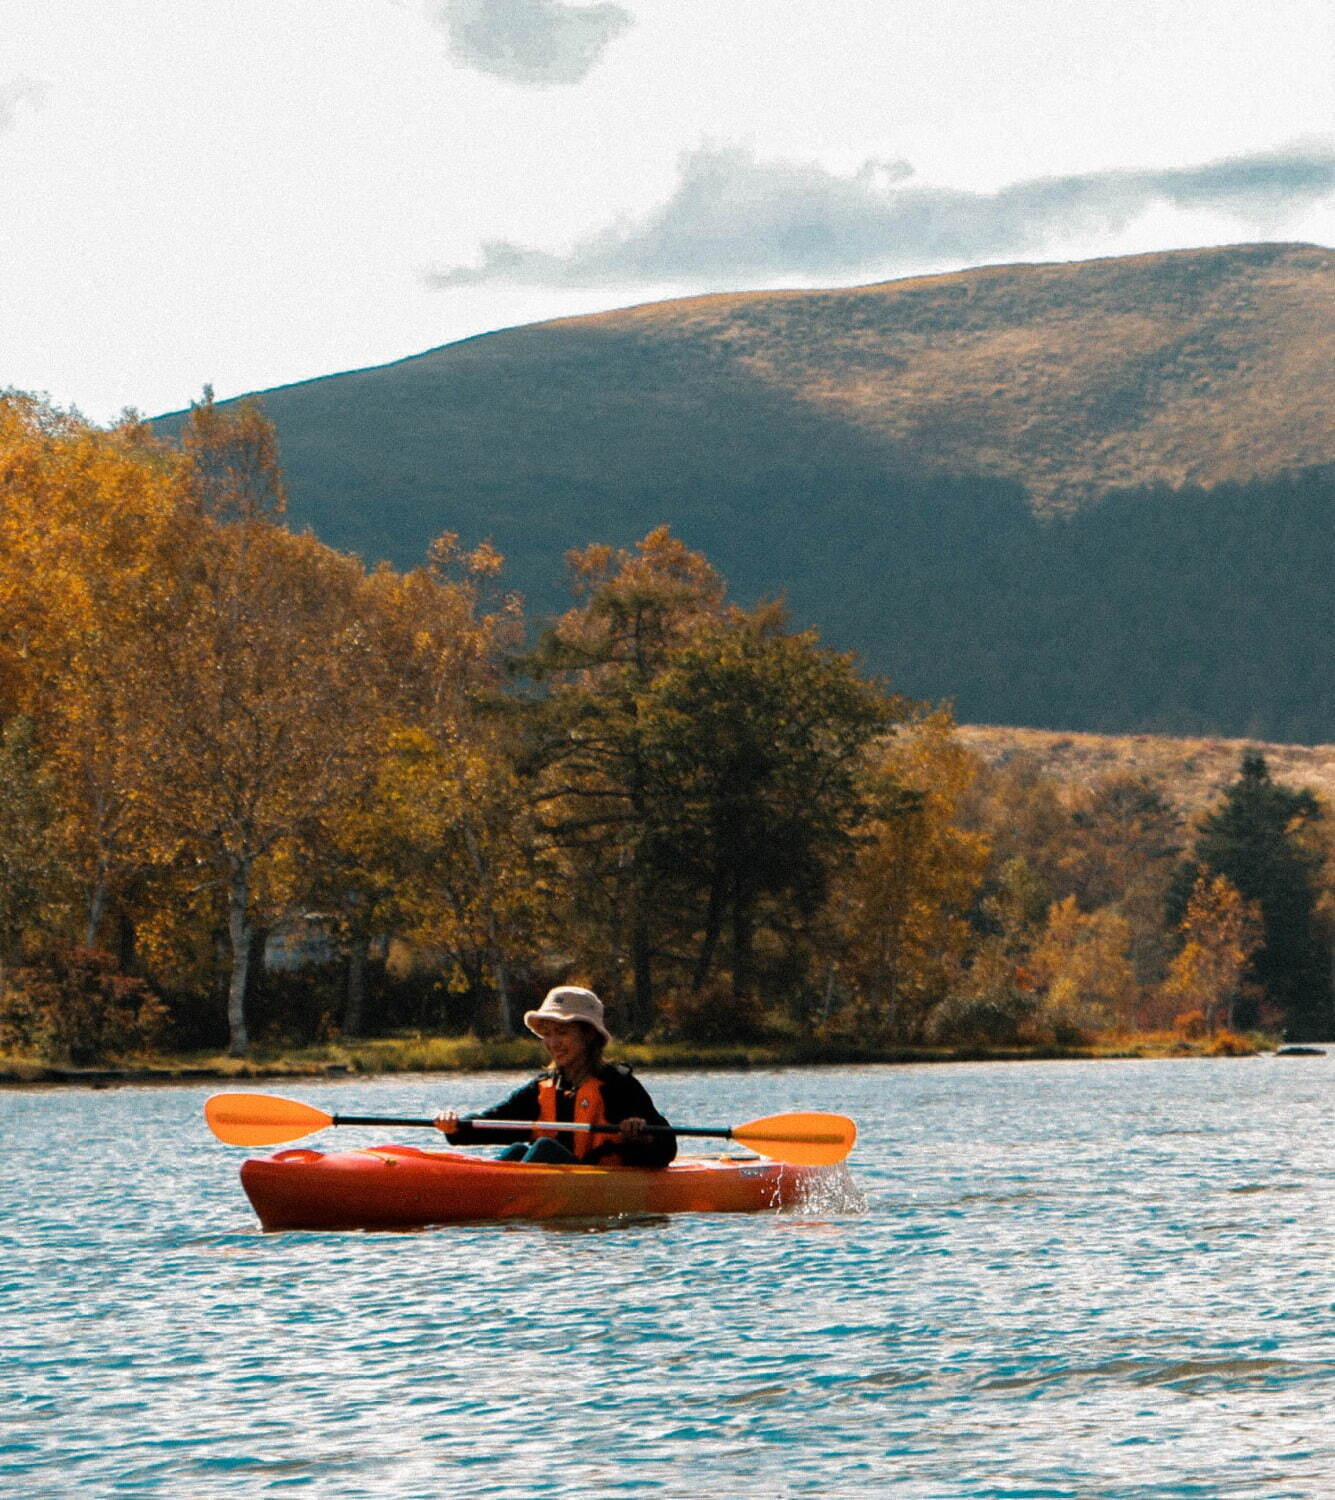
1172;753;1332;1039
638;605;898;1008
517;528;728;1035
519;530;899;1031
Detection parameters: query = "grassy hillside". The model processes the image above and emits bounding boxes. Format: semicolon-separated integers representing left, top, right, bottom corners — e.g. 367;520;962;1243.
957;723;1335;817
153;242;1335;740
566;241;1334;508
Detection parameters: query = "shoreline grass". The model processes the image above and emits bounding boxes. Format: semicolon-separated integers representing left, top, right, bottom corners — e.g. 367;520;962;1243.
0;1027;1284;1085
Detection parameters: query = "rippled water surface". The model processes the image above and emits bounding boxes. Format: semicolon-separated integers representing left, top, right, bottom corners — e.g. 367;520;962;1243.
7;1058;1335;1497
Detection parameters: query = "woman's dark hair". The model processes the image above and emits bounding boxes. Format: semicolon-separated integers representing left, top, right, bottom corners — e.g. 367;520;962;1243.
574;1020;607;1061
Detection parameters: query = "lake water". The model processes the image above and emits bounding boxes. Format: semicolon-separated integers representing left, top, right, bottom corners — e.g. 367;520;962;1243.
5;1057;1335;1498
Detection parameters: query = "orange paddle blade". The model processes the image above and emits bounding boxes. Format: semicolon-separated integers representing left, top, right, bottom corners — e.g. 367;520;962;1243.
731;1112;857;1166
205;1092;335;1147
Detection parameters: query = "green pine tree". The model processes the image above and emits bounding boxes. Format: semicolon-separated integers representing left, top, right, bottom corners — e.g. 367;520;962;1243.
1171;753;1332;1039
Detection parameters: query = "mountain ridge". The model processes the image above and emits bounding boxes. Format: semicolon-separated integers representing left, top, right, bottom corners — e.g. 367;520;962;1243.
540;241;1334;507
159;241;1333;517
151;242;1335;741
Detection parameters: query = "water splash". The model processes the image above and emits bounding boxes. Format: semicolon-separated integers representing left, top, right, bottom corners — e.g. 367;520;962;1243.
789;1162;867;1216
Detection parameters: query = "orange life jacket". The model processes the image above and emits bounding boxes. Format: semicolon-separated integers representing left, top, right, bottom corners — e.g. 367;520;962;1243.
535;1073;620;1163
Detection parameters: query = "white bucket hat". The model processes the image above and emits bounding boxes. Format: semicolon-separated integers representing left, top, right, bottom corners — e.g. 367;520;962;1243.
523;986;611;1043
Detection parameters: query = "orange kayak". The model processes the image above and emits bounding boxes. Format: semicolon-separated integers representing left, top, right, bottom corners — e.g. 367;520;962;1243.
240;1143;826;1230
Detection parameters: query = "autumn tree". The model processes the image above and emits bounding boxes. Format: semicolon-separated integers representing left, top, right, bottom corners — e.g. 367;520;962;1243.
962;759;1180;926
181;386;286;522
961;753;1073;899
128;398;382;1055
1;391;533;1051
1065;774;1183;990
930;855;1051;1046
0;395;191;953
328;723;537;1035
520;529;899;1033
1027;896;1139;1037
1065;775;1183;911
310;538;526;1035
0;716;63;987
830;710;988;1040
954;756;1190;1040
1156;872;1261;1033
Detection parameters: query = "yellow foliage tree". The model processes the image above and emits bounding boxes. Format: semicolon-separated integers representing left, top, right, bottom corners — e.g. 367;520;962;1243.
833;710;990;1040
106;394;396;1055
133;514;381;1055
1027;895;1140;1037
1155;872;1261;1033
181;386;286;522
313;538;526;1034
340;725;537;1034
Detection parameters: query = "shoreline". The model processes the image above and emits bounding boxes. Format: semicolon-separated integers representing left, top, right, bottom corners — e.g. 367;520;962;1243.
0;1031;1286;1087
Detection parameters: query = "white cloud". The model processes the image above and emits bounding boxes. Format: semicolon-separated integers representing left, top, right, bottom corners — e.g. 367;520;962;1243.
437;0;632;86
428;141;1335;288
0;74;45;134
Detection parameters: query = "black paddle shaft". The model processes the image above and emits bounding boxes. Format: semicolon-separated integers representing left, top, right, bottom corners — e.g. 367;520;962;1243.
331;1114;447;1129
329;1113;719;1138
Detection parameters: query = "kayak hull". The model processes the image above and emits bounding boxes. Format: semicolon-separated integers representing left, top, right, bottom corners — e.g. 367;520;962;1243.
239;1143;825;1230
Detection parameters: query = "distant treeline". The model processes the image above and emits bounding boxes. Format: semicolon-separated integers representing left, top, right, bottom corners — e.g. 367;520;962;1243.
2;392;1332;1063
796;464;1335;743
675;461;1330;744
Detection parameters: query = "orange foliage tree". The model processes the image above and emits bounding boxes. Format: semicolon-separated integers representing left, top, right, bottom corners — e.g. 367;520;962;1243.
0;396;192;951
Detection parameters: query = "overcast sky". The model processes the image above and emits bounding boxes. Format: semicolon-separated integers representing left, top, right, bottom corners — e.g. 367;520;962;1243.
3;0;1332;423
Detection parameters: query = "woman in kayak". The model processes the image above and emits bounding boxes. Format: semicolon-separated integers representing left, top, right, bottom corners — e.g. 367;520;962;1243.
434;986;677;1167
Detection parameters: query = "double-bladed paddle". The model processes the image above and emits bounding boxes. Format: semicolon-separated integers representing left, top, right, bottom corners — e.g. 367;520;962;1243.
204;1091;856;1166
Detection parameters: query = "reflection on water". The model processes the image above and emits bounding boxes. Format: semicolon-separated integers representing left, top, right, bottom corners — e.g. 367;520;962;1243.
5;1057;1335;1497
522;1213;672;1235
